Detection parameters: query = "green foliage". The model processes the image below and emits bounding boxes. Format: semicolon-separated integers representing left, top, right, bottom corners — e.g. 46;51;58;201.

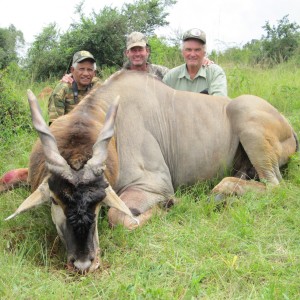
212;40;265;67
288;43;300;67
0;63;33;142
122;0;176;35
0;25;24;70
2;9;300;80
60;6;128;70
233;15;300;67
24;0;176;79
148;36;181;67
213;15;300;68
25;23;68;81
242;39;265;65
225;61;300;117
261;15;300;64
1;179;300;298
213;47;251;65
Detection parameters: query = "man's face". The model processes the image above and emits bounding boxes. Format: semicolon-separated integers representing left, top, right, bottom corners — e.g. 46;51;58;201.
71;60;96;89
126;46;150;67
182;39;206;69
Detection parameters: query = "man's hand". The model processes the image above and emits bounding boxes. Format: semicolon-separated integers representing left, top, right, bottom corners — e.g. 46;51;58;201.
202;57;214;66
60;73;74;84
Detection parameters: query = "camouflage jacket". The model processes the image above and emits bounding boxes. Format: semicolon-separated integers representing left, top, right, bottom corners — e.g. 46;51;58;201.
123;62;169;80
48;77;101;124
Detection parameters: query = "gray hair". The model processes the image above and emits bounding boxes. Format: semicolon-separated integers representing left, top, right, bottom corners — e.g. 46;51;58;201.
180;40;207;53
72;61;97;70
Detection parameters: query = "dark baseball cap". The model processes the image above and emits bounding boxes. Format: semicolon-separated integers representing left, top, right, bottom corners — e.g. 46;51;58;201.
182;28;206;44
72;50;96;64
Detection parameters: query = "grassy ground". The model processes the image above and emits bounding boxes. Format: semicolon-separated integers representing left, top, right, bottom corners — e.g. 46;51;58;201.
0;64;299;299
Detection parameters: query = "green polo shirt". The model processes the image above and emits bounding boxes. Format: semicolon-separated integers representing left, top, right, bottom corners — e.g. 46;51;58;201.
163;63;227;96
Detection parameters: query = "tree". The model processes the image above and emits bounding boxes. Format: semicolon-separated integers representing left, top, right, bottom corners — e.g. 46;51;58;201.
261;15;300;64
242;39;264;65
0;63;32;142
24;0;177;79
60;0;176;69
148;36;181;67
122;0;176;35
25;23;67;81
0;25;24;69
60;6;128;70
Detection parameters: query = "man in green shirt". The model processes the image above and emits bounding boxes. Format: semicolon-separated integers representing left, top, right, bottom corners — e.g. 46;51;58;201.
163;28;227;96
48;50;101;125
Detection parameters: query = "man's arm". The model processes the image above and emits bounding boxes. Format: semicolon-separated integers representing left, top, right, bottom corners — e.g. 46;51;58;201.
48;83;68;125
202;57;214;66
162;70;174;87
207;65;228;97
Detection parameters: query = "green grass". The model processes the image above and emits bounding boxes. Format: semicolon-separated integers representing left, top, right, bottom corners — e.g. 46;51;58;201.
226;63;300;111
0;64;300;299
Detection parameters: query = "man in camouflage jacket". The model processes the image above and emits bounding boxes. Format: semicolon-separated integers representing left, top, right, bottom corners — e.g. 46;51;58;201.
48;50;101;125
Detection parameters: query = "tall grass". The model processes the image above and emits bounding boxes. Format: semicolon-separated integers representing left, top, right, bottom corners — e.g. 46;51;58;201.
0;64;299;300
226;62;300;114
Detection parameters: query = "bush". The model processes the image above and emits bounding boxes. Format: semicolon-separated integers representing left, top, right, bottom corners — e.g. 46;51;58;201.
261;15;300;64
0;63;33;142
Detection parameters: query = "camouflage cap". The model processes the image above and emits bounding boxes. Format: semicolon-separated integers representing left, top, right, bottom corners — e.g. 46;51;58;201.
72;50;96;64
126;32;147;50
182;28;206;44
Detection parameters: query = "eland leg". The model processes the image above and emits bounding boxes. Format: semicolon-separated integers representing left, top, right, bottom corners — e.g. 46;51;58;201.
108;187;169;230
212;176;266;196
0;168;29;192
227;95;297;188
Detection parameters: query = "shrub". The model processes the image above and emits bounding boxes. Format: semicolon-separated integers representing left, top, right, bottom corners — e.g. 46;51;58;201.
0;63;33;142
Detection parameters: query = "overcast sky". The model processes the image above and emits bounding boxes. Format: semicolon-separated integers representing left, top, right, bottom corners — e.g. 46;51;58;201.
1;0;299;52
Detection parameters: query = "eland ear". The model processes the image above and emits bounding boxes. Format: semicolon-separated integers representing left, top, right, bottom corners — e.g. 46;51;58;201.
5;177;50;221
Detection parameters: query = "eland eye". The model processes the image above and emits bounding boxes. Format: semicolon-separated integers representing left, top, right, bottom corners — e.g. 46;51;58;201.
50;197;58;205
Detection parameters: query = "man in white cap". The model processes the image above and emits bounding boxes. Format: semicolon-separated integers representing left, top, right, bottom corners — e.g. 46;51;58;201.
123;31;169;80
163;28;227;96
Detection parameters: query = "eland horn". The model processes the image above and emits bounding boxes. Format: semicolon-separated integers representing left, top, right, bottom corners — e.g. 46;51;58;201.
83;96;120;181
27;90;74;182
